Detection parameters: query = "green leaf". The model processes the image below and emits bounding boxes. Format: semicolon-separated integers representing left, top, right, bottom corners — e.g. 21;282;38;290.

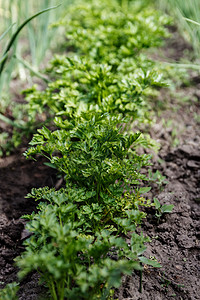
0;5;60;76
138;187;151;194
153;197;161;210
43;162;57;169
0;23;15;42
139;256;161;268
184;17;200;26
38;126;52;139
161;204;174;214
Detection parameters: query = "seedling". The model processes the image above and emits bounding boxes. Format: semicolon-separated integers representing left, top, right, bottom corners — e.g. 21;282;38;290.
153;198;174;222
148;169;168;188
0;282;19;300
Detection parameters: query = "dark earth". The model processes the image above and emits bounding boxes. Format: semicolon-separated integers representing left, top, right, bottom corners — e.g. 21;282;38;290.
0;32;200;299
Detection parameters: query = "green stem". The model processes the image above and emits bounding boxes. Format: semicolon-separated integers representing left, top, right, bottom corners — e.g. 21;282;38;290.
50;280;58;300
67;274;71;290
98;92;101;106
0;23;15;42
14;54;50;83
163;62;200;70
57;279;65;300
61;280;65;300
59;212;63;228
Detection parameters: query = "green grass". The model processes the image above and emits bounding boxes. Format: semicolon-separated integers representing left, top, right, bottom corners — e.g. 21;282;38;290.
158;0;200;58
0;0;71;96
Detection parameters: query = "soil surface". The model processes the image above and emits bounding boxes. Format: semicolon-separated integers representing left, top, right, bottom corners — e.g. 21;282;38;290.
0;33;200;299
0;155;57;299
116;99;200;300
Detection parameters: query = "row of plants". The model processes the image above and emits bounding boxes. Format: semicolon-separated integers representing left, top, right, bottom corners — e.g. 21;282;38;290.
0;0;172;156
1;0;174;299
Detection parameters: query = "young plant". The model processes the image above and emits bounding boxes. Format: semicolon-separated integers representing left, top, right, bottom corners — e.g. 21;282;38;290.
25;53;166;128
14;111;160;298
153;197;174;222
15;188;143;299
56;0;170;64
0;282;19;300
15;184;157;299
148;169;168;189
24;0;169;123
25;112;151;192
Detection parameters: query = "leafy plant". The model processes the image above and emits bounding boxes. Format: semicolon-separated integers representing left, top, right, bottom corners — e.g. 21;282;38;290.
14;111;161;298
148;169;168;189
55;0;170;64
153;197;174;221
0;0;170;156
0;282;19;300
25;112;151;191
33;55;165;120
16;181;159;300
24;0;169;123
16;187;151;300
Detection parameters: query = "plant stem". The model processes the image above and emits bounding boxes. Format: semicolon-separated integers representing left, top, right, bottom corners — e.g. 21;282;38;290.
57;279;65;300
50;281;58;300
14;54;50;83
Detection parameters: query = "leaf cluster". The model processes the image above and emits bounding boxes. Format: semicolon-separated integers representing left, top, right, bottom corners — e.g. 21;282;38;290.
56;0;170;63
17;109;159;299
24;0;169;123
153;198;174;221
26;113;150;188
16;185;156;300
0;282;19;300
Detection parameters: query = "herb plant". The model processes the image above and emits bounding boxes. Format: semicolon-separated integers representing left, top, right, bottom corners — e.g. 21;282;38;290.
15;111;161;299
56;0;170;64
0;282;19;300
24;0;169;124
26;56;165;123
16;187;152;300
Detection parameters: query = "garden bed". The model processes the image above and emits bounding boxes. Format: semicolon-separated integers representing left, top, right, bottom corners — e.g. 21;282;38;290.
0;74;199;300
0;4;200;299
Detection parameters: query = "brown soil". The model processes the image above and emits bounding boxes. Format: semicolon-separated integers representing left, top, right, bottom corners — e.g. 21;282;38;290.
0;155;57;299
0;33;200;299
116;102;200;300
115;32;200;300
